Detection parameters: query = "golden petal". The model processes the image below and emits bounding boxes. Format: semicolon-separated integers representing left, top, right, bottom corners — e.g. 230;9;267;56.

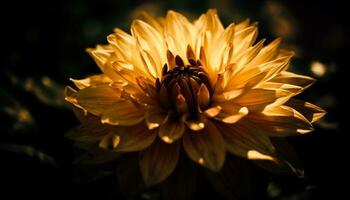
233;39;265;70
76;85;122;116
247;105;314;135
233;26;258;56
285;99;326;123
248;38;281;67
203;106;222;118
139;49;159;79
227;53;292;91
165;10;194;60
217;121;276;161
205;9;224;35
183;120;225;171
234;88;290;112
100;123;156;152
145;106;167;129
213;101;248;124
159;113;186;143
183;114;206;131
70;74;113;89
235;19;250;32
176;94;189;114
270;71;316;90
197;83;210;110
166;50;176;69
137;12;164;33
101;100;144;126
132;19;165;72
99;132;121;149
66;122;111;143
140;139;181;186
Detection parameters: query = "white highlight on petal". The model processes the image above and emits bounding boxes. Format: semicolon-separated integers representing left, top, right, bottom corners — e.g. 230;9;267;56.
247;150;274;160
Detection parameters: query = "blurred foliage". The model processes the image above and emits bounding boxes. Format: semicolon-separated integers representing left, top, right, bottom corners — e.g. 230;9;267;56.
0;0;345;199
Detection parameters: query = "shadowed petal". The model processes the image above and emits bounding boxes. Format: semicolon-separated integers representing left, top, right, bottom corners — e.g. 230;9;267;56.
183;120;225;171
99;123;156;152
159;113;185;143
145;106;167;129
285;99;326;123
140;139;181;186
217;121;276;161
247;105;314;135
76;85;122;115
101;100;144;126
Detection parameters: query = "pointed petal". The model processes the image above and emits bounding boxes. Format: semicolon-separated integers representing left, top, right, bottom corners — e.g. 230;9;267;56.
159;113;185;143
183;114;206;131
214;102;248;124
203;106;222;118
247;105;314;135
76;85;122;115
183;120;225;171
99;123;157;152
217;121;276;160
234;88;291;112
197;83;210;109
101;100;144;126
145;106;167;129
285;99;326;123
70;74;113;89
140;139;181;186
66;123;111;143
270;71;316;90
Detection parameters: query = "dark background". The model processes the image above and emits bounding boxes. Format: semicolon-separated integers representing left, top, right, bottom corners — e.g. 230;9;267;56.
0;0;346;199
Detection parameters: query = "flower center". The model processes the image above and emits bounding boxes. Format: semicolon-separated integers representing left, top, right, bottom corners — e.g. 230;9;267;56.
156;56;212;116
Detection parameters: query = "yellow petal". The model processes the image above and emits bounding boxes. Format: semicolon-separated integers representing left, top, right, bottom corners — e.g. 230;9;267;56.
214;102;249;124
205;9;224;36
248;38;281;67
70;74;113;89
139;49;159;79
217;121;276;160
203;106;222;118
132;19;165;74
197;83;210;109
145;106;167;129
247;105;314;135
183;120;225;171
101;123;156;152
66;123;111;143
165;10;194;60
159;114;185;144
228;54;292;90
183;114;206;131
136;12;164;33
101;100;144;126
285;99;326;123
86;46;122;81
76;85;122;115
140;139;180;186
234;88;290;112
270;71;316;90
99;132;121;149
175;94;189;114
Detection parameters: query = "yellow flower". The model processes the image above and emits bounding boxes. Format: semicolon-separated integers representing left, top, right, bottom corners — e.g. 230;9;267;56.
65;9;325;186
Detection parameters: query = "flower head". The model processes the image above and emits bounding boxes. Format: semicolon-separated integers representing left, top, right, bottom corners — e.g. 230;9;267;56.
66;9;325;186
